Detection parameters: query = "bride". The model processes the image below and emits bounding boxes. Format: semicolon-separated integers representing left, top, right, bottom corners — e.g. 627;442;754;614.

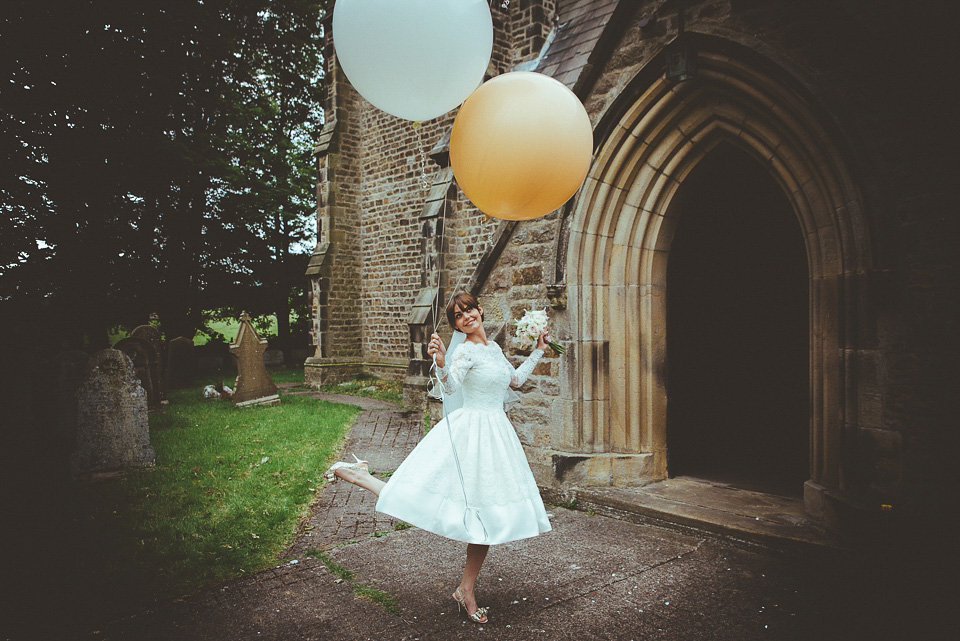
325;292;552;624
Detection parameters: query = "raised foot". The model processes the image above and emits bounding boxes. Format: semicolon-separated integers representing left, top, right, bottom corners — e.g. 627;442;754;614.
323;454;368;483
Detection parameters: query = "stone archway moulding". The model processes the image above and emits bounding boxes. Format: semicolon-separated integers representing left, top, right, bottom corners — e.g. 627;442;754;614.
555;37;872;517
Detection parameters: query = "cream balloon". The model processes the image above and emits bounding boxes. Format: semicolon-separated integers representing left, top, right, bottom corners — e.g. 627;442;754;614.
332;0;493;122
450;72;594;220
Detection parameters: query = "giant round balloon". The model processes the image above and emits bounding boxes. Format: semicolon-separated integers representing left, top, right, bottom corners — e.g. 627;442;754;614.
450;72;594;221
332;0;493;122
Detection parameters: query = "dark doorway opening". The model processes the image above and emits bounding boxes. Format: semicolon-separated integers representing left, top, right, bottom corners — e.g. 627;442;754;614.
666;143;808;497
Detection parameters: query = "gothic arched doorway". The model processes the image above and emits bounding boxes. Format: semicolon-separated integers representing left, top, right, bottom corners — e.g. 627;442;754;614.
666;143;808;497
557;38;872;524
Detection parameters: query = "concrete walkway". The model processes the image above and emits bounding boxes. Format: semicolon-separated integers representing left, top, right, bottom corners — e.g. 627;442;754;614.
69;392;943;640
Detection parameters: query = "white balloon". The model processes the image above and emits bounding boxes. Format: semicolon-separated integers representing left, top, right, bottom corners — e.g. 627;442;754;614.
333;0;493;121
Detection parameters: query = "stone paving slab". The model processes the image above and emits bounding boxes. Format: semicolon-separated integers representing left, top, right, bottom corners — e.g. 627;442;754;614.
325;509;706;639
325;509;854;641
86;557;418;641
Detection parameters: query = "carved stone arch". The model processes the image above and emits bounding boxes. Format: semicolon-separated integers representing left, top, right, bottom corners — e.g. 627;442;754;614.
557;37;872;519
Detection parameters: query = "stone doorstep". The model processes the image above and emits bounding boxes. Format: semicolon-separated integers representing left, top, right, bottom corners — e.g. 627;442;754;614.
541;478;846;557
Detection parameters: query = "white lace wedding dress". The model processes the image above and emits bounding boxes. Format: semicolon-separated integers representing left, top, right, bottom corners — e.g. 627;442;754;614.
375;341;552;545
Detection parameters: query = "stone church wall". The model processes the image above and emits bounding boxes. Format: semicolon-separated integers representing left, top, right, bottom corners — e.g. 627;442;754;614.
307;0;955;531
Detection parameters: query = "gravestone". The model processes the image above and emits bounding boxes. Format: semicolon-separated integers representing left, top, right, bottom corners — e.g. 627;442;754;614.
113;337;161;411
166;336;195;390
71;349;154;478
230;312;279;407
131;324;165;404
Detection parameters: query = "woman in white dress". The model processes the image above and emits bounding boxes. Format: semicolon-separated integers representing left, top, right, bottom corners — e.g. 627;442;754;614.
325;292;552;624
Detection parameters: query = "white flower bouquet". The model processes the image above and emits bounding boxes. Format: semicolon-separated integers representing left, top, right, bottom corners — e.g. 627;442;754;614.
514;308;564;355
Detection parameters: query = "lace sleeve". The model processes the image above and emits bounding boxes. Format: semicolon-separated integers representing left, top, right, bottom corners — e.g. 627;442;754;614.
436;348;473;395
510;349;544;388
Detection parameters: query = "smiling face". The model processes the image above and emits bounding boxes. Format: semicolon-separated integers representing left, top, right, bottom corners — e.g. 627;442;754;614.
445;292;484;331
452;302;484;334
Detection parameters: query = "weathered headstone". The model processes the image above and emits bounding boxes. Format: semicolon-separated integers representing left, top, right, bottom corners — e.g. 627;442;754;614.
113;337;161;411
131;324;165;404
230;312;279;407
166;336;195;390
71;349;155;478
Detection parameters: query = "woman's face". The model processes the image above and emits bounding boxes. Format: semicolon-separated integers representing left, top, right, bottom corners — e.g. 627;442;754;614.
452;303;483;334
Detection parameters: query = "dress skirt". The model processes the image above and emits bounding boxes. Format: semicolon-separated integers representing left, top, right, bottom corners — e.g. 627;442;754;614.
375;405;552;545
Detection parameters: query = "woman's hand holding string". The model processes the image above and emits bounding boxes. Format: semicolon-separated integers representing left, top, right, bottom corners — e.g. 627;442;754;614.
427;332;447;372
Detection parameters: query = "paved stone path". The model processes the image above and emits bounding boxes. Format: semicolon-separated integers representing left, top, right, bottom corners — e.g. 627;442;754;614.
286;405;425;557
24;388;942;641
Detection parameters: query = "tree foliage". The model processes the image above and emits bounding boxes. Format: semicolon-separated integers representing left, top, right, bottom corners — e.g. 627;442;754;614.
1;0;329;350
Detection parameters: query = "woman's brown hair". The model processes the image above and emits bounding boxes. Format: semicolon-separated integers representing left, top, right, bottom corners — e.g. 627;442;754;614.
445;292;483;329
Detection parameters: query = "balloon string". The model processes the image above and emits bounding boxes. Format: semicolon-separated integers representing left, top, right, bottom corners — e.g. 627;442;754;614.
420;124;464;333
433;187;464;333
423;132;483;543
432;353;488;543
419;123;428;193
433;192;444;329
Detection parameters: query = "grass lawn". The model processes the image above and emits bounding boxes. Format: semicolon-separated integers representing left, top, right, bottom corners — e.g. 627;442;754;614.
64;382;360;609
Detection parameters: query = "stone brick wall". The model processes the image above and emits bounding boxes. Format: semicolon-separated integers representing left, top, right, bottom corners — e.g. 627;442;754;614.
308;1;560;386
356;113;446;370
509;0;556;60
305;33;365;385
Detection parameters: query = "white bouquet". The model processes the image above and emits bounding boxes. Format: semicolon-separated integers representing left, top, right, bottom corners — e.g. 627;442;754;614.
514;308;564;355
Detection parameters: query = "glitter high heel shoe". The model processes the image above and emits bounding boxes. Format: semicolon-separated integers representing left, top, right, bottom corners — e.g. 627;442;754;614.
453;587;488;624
323;453;369;482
